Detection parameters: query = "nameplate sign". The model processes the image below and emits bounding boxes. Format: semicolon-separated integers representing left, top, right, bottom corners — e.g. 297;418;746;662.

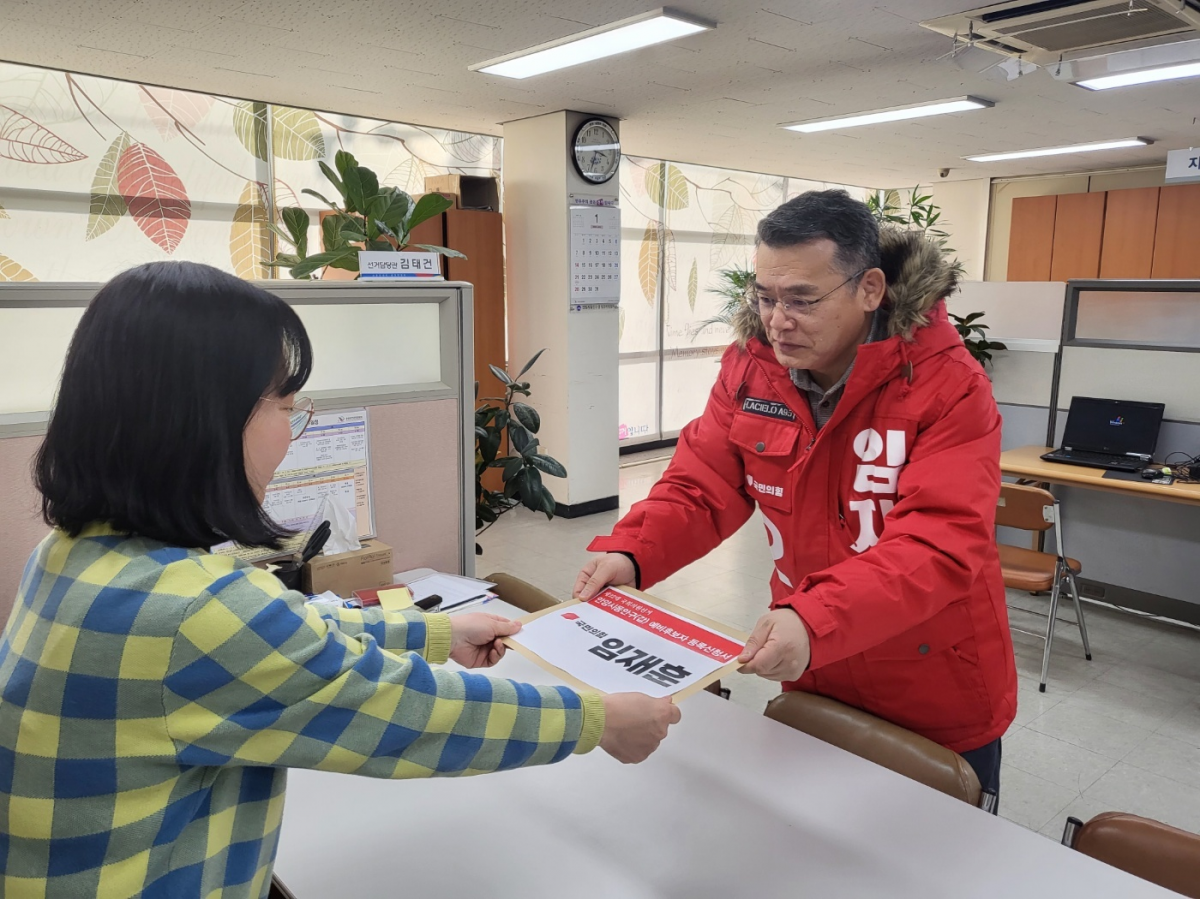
1165;148;1200;184
358;251;443;279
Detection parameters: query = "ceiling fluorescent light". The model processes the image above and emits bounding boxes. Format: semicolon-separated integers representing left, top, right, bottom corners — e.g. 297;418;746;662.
965;138;1152;163
1077;60;1200;90
782;97;993;133
470;8;713;79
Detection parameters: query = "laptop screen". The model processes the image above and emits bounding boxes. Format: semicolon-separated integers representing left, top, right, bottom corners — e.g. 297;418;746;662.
1062;396;1164;456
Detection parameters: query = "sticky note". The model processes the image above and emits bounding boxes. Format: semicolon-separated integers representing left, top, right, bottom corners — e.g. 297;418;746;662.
377;587;414;612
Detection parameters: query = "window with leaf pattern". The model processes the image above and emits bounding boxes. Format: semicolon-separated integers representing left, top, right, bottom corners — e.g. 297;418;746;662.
0;61;500;283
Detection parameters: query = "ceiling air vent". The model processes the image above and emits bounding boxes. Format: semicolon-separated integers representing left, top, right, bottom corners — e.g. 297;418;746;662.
923;0;1200;65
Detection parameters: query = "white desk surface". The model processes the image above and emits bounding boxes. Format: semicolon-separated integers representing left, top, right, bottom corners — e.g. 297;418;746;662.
274;601;1173;898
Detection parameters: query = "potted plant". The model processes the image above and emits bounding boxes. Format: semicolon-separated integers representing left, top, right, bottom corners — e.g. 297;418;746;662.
269;150;464;279
691;265;755;339
475;349;567;554
949;312;1007;367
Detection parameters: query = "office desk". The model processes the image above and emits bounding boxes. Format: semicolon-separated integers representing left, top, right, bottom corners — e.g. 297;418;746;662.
1001;445;1200;508
273;603;1171;898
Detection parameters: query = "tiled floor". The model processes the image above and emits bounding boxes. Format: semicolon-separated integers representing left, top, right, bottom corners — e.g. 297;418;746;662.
477;452;1200;841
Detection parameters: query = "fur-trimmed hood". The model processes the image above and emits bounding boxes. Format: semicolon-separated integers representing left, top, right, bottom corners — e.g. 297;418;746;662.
732;228;960;346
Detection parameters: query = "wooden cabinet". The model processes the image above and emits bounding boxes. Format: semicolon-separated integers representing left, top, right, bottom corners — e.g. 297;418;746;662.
410;209;507;398
1151;183;1200;279
1049;192;1106;281
1007;195;1057;281
1099;187;1159;279
1008;183;1200;282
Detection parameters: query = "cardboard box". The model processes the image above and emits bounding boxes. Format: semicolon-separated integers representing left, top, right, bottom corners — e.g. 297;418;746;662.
423;174;500;211
302;540;393;598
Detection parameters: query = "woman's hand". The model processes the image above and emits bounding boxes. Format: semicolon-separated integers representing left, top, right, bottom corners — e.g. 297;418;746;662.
598;693;681;763
448;613;522;668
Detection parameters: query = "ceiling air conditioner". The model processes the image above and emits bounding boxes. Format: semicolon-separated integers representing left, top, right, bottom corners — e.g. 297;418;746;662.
922;0;1200;66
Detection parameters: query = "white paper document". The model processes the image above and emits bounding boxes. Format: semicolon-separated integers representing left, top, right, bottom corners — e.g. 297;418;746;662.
509;588;745;698
401;573;497;611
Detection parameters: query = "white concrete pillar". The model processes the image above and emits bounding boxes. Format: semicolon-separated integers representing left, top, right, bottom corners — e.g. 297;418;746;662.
503;111;620;515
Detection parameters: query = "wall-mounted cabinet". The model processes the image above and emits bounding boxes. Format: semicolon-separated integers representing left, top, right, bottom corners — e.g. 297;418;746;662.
1007;195;1057;281
1099;187;1160;279
1050;192;1106;281
1008;183;1196;282
1152;183;1200;280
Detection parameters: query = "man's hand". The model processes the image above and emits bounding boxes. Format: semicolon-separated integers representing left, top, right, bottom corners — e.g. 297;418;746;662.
448;613;522;668
598;693;682;763
738;608;811;682
574;553;636;600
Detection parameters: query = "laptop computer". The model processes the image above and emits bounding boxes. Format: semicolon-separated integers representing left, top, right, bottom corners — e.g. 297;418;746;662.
1041;397;1165;472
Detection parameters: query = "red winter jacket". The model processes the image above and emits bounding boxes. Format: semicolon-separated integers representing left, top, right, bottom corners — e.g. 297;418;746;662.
591;231;1017;753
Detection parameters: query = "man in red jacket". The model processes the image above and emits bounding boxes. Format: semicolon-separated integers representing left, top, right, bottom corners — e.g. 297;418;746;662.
577;190;1017;801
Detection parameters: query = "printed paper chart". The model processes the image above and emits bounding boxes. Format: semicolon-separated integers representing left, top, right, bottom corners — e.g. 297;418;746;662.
505;587;746;700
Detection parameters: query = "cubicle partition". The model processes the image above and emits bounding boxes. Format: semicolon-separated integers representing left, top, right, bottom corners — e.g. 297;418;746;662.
952;279;1200;622
0;280;476;624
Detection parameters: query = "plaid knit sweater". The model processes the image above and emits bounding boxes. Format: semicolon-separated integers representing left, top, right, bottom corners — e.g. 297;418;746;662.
0;525;604;898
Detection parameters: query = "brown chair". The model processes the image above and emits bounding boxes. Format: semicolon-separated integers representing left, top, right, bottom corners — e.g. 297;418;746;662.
764;691;990;810
485;572;561;614
1063;812;1200;898
995;483;1091;692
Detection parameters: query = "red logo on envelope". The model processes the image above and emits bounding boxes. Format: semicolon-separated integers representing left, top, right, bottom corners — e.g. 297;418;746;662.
562;613;580;620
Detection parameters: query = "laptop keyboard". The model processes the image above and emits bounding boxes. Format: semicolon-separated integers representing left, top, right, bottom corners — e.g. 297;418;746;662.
1047;449;1142;471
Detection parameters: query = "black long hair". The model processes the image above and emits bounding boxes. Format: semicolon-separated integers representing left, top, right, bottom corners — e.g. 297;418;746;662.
34;261;313;549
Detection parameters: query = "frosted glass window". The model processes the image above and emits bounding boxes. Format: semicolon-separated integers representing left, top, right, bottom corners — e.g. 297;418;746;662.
1075;290;1200;348
618;359;658;443
296;304;441;391
0;307;85;414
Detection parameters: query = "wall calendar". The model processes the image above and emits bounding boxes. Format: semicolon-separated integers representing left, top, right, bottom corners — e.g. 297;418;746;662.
570;204;620;306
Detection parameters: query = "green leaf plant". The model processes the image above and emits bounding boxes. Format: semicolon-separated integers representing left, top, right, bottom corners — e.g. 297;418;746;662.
474;350;567;555
269;150;466;279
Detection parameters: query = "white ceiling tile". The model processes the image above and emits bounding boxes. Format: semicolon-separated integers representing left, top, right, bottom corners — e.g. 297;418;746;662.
0;0;1194;183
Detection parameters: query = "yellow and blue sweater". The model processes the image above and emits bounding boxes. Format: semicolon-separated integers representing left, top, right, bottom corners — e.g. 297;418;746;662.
0;524;604;898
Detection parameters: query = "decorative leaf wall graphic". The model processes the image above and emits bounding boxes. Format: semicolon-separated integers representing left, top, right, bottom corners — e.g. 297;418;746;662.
618;306;626;342
271;107;325;160
441;131;492;164
687;259;698;311
638;221;660;306
0;71;74;125
384;156;428;195
141;87;214;141
230;180;270;280
116;142;191;254
662;225;677;291
645;162;688;210
274;179;300;213
86;132;132;241
710;194;754;269
0;255;37;280
0;104;86;164
0;201;8;219
233;101;268;161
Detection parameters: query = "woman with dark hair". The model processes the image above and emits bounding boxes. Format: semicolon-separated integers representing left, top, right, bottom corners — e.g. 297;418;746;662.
0;261;679;898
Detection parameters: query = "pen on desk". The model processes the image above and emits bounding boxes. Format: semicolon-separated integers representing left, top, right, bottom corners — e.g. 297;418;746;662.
442;594;493;612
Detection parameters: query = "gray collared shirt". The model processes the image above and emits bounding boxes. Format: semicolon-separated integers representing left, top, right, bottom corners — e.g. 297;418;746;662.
789;309;888;430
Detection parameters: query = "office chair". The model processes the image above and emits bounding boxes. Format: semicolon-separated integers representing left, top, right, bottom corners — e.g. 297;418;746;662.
995;483;1091;692
764;691;994;811
1062;812;1200;898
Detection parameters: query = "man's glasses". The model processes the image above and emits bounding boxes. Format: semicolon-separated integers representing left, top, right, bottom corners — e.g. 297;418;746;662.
260;396;315;441
749;270;866;319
